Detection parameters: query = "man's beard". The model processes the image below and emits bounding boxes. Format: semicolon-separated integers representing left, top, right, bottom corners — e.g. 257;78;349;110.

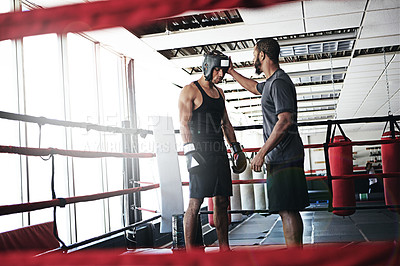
254;57;262;75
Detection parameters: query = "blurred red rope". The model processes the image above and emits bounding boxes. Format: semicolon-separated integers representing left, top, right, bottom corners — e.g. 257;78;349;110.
0;0;291;41
0;184;159;216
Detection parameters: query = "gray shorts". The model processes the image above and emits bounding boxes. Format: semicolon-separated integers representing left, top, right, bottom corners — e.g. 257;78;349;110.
266;160;310;213
189;151;232;199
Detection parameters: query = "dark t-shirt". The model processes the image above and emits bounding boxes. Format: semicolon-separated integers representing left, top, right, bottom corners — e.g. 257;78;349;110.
256;69;304;164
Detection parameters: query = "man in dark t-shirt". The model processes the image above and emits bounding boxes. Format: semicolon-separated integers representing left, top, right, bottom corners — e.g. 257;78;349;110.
228;38;309;247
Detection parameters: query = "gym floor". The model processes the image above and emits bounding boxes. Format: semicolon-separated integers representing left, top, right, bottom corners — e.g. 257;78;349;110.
129;202;399;255
224;202;399;247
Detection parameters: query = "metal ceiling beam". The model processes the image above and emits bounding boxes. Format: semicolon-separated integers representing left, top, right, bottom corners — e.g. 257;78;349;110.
289;67;347;78
298;114;335;122
298;106;336;113
276;29;357;46
298;95;339;102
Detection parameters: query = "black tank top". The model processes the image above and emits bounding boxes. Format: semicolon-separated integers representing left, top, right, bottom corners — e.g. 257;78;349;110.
189;81;225;145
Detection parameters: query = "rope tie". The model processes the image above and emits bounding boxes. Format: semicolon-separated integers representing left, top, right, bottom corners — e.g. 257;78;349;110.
329;53;337;119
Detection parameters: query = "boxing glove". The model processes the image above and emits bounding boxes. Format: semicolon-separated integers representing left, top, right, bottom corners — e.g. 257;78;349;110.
231;142;247;174
183;143;206;173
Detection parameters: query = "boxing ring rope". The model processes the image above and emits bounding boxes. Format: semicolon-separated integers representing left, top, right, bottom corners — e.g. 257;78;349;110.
1;112;399;248
0;109;156;242
0;110;152;137
1;119;398;217
0;109;158;250
0;0;398;213
232;114;400;132
239;138;400;151
2;138;398;160
2;165;396;217
0;144;160;252
0;116;398;260
0;175;332;217
133;168;400;215
0;183;160;216
0;145;155;159
0;140;160;246
0;141;161;251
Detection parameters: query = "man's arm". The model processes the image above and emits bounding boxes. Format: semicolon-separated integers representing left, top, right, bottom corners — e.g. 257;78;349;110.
179;85;207;173
217;87;236;145
251;112;293;172
221;107;237;146
178;85;194;143
227;60;260;95
219;87;247;173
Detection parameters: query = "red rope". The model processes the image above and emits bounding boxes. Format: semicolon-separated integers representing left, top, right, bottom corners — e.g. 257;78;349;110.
2;172;398;216
136;207;159;213
306;176;328;181
0;145;155;159
134;181;156;185
233;179;267;184
232;176;328;183
0;0;291;41
0;184;159;216
241;148;262;153
232;173;400;182
304;143;324;149
329;138;400;147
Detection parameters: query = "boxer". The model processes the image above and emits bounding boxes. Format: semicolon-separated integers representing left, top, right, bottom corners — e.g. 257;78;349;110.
178;50;246;251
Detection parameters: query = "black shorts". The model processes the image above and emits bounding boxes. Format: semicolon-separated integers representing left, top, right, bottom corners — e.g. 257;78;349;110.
189;151;232;199
266;160;310;213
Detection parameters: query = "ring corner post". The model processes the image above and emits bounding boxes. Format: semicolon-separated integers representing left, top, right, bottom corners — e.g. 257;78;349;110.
149;116;184;234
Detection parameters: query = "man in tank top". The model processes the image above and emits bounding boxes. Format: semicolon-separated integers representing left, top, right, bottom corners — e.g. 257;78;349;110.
178;50;247;252
227;38;309;248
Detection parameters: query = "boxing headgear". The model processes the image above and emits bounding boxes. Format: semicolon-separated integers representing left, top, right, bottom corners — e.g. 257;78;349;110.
202;52;229;81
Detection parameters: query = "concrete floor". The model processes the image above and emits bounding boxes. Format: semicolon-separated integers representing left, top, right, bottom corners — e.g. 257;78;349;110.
224;203;400;247
127;202;399;256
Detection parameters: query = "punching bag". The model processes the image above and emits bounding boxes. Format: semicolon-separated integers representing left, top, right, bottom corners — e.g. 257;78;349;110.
328;135;356;216
230;172;243;222
252;169;266;210
239;161;255;210
381;131;400;212
208;198;231;227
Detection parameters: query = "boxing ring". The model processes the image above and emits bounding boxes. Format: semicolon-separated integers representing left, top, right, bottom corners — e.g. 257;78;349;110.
0;0;399;264
0;109;399;264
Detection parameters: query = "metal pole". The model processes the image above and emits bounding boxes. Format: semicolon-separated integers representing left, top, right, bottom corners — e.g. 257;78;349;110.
122;120;136;240
324;121;333;212
126;59;142;223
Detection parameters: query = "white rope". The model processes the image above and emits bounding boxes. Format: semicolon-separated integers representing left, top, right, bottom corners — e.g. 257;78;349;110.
382;48;392;115
329;53;337;119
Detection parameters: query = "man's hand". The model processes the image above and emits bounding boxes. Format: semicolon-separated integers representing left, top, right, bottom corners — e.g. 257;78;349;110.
227;57;234;75
231;142;247;173
251;151;265;172
226;56;260;95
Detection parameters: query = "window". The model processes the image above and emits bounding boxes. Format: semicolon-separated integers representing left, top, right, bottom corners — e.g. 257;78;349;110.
0;0;11;13
22;34;67;225
0;40;22;232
